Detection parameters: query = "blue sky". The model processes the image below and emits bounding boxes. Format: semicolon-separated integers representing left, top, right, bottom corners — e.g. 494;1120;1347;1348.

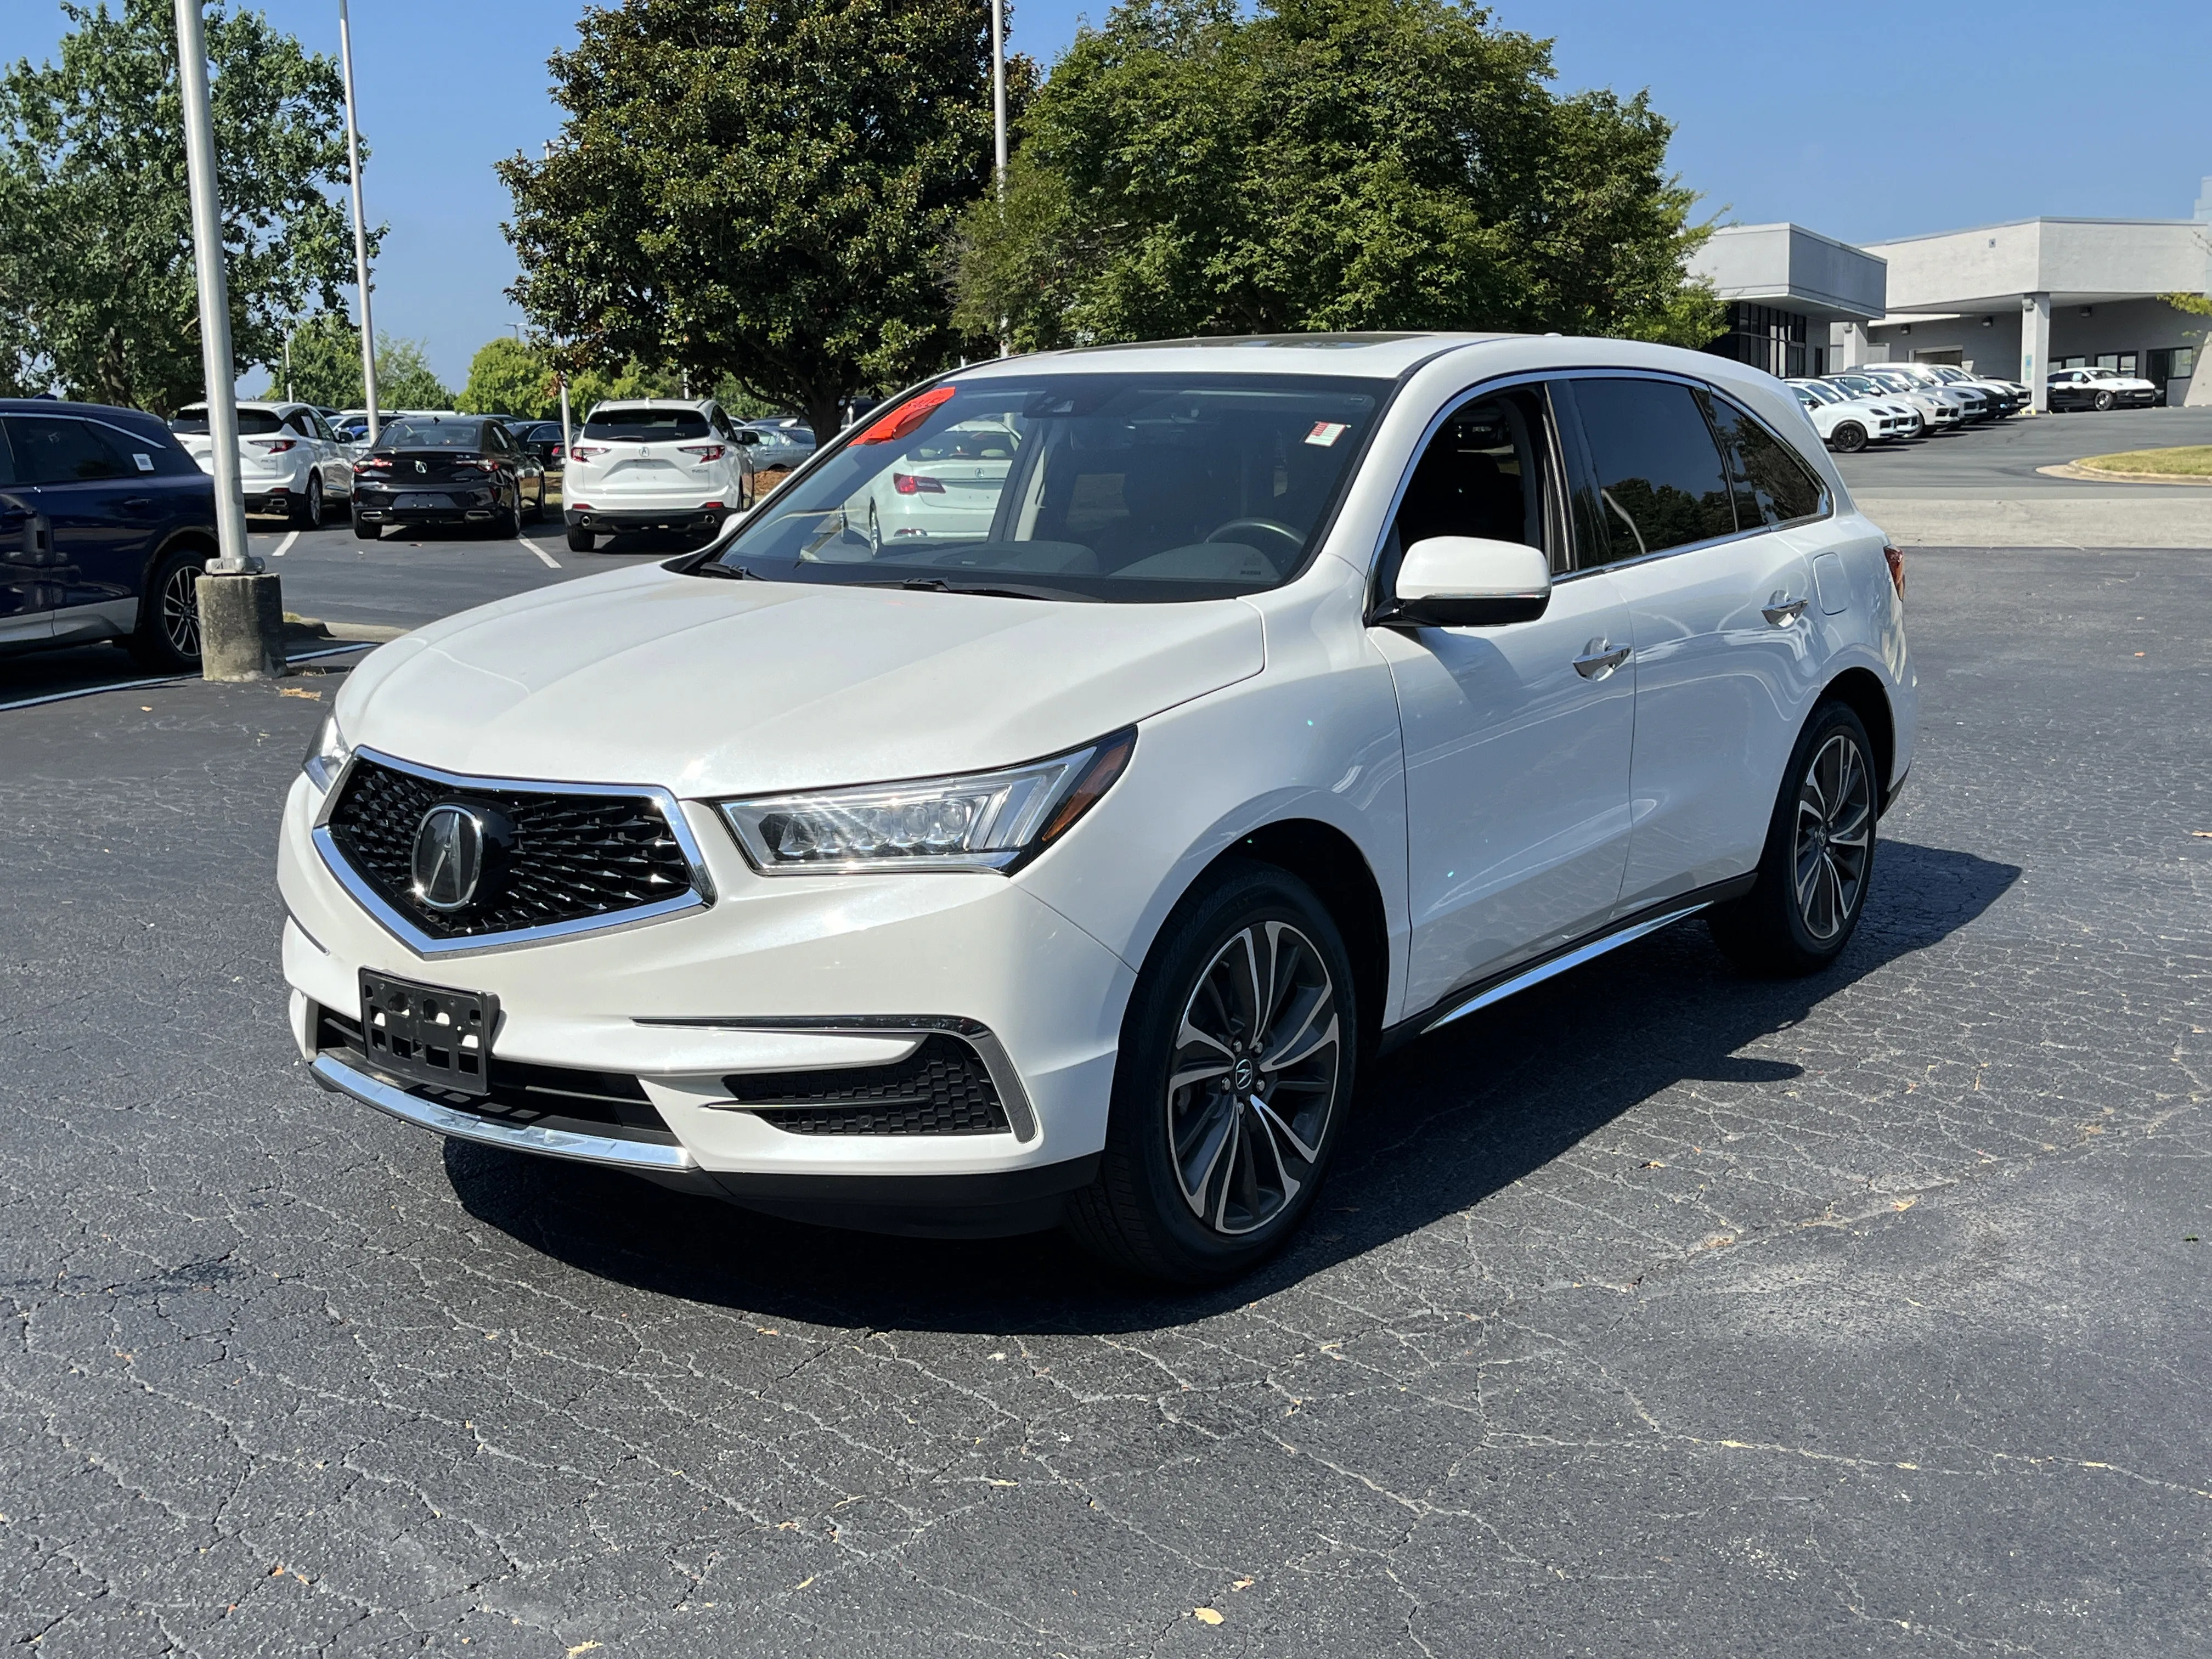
2;1;2207;388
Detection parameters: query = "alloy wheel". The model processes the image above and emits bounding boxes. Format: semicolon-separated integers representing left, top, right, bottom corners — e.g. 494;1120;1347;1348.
1166;920;1341;1236
1793;732;1872;941
161;562;202;661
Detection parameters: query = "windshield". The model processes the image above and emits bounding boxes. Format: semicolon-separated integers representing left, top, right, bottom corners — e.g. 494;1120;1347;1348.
376;420;487;449
1865;373;1914;392
1795;381;1846;405
170;408;284;436
585;406;710;441
1830;376;1881;397
706;372;1389;602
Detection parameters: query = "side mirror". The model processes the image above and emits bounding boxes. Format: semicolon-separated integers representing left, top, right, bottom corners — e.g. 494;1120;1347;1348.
1382;536;1552;627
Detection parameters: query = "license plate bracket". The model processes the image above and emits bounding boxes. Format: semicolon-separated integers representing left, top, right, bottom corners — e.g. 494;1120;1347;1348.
394;492;445;510
359;969;498;1097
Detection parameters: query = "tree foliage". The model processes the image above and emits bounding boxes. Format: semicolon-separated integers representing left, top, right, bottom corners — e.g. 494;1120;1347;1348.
458;337;556;419
952;0;1721;351
498;0;1002;439
0;0;366;414
253;314;450;410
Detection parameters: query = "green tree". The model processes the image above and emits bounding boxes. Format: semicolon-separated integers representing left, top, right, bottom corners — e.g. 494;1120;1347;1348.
498;0;1000;441
253;316;452;410
0;0;366;413
458;336;556;418
953;0;1722;351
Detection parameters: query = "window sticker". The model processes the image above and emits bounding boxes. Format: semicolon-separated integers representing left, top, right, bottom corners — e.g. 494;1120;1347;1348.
1304;421;1349;448
133;452;155;471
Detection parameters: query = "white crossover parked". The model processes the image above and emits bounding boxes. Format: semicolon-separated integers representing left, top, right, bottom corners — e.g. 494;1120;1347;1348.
1785;378;1911;449
170;400;357;527
280;334;1916;1283
561;398;756;551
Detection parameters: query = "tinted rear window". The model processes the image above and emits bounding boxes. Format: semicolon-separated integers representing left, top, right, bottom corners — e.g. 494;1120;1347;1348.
377;420;487;450
585;407;710;441
1570;378;1737;565
170;408;284;436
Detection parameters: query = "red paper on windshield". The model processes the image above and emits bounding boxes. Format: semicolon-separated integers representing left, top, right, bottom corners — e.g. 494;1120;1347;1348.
854;385;956;445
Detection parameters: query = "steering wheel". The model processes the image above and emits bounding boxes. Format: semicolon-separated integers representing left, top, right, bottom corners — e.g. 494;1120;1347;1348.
1203;517;1304;561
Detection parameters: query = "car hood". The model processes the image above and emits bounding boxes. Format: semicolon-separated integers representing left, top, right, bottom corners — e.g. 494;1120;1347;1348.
337;562;1267;797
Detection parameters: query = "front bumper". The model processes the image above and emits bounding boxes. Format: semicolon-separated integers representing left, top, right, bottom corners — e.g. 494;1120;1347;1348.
278;769;1137;1225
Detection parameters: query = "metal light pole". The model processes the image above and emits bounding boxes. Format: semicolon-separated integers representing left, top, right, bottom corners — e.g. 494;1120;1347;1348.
176;0;283;679
283;327;294;403
991;0;1009;358
338;0;379;441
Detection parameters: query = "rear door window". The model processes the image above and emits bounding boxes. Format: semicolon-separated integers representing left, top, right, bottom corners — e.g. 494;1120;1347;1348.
1699;391;1828;527
1565;378;1737;566
5;416;133;483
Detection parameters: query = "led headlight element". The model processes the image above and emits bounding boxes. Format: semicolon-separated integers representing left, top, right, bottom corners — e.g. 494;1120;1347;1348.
302;714;352;793
719;729;1135;874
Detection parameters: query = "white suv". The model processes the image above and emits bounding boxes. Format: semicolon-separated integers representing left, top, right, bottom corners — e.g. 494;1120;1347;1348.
170;400;357;528
561;398;755;551
280;334;1915;1283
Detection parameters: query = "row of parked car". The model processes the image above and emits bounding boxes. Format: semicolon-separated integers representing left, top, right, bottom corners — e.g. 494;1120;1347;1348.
1786;361;2168;453
159;399;819;546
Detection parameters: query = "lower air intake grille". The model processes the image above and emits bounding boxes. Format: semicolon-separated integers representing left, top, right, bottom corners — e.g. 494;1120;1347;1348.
725;1034;1009;1136
325;755;699;939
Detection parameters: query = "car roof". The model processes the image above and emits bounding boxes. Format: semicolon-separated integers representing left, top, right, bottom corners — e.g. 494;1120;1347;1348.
951;331;1511;383
588;398;714;412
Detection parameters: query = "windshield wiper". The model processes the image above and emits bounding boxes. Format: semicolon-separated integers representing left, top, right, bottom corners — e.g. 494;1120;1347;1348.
868;577;1087;602
690;560;763;580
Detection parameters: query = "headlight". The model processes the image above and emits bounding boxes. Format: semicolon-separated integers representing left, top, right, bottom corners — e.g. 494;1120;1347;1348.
718;729;1135;874
302;714;352;793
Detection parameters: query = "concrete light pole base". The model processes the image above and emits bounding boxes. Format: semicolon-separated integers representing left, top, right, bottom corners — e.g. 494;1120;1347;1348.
196;571;286;681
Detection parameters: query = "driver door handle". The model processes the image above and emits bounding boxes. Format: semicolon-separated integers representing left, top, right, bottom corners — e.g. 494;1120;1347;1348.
1572;640;1631;679
1763;592;1808;626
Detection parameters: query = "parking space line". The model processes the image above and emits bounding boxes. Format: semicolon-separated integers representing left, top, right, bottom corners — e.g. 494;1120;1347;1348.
518;537;562;569
270;531;301;558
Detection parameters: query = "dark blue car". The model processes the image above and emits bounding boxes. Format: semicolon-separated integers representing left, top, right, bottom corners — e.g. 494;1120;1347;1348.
0;398;218;671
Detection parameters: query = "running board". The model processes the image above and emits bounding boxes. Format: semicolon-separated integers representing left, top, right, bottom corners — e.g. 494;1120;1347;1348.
1417;902;1713;1038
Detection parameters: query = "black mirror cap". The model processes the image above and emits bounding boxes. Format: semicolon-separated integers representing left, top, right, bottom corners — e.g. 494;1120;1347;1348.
1374;591;1551;629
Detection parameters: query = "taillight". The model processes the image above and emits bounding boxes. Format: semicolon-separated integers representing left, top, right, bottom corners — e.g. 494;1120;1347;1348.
678;443;726;462
568;443;608;461
357;455;392;471
1883;545;1905;598
891;472;945;495
259;438;297;453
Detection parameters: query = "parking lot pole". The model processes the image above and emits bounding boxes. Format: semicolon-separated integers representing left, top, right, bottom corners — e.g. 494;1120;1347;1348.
992;0;1008;358
338;0;379;443
174;0;284;680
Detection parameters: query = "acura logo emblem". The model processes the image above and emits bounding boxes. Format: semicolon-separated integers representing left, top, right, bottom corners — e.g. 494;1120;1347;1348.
414;459;427;473
412;803;487;912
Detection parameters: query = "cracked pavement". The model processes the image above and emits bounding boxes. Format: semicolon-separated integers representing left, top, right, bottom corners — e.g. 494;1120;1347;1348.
0;545;2205;1656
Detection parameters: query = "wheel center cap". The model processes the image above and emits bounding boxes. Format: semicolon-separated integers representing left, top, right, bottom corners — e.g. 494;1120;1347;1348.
1231;1057;1257;1093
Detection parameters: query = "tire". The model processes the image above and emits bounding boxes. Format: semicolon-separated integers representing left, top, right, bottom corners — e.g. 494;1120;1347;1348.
2092;390;2114;411
1064;862;1357;1284
352;510;379;541
1708;700;1878;977
126;544;207;672
291;473;324;530
489;498;519;538
1830;422;1867;453
522;481;544;523
566;522;595;553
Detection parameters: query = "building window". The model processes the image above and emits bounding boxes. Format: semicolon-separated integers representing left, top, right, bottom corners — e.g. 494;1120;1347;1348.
2148;347;2198;383
1703;303;1809;379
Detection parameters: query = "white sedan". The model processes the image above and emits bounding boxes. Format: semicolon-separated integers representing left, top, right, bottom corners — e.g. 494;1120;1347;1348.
280;334;1915;1283
169;400;357;527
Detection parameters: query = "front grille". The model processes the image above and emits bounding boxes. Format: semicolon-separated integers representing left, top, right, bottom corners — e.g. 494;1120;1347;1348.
725;1034;1010;1136
325;757;699;940
317;1007;676;1142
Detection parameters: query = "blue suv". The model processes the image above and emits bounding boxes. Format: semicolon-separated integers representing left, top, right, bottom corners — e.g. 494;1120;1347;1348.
0;399;219;672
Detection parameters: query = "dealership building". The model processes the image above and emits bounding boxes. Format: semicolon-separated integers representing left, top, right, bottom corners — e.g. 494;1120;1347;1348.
1692;177;2211;410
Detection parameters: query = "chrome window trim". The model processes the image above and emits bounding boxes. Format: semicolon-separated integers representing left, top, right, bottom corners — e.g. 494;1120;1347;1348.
311;744;717;960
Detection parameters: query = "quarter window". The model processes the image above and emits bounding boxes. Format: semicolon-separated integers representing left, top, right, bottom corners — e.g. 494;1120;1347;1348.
1700;391;1827;527
1567;378;1736;565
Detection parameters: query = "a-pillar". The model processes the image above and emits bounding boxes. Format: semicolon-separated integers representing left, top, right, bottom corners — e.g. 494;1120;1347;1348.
2021;292;2051;411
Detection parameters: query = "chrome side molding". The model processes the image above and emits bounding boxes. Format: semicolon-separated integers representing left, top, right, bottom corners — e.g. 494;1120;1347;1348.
1420;902;1712;1037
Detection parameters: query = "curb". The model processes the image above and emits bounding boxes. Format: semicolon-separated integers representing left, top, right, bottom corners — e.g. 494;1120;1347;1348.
2034;463;2212;487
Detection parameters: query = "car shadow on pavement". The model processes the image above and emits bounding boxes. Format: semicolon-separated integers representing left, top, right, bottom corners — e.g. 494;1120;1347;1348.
444;839;2022;1334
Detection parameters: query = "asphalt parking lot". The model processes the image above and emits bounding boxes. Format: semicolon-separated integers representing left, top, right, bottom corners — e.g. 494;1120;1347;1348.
1832;403;2212;495
2;528;2205;1656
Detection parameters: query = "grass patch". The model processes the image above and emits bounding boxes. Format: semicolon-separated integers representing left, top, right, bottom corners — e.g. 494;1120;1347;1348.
2075;445;2212;477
